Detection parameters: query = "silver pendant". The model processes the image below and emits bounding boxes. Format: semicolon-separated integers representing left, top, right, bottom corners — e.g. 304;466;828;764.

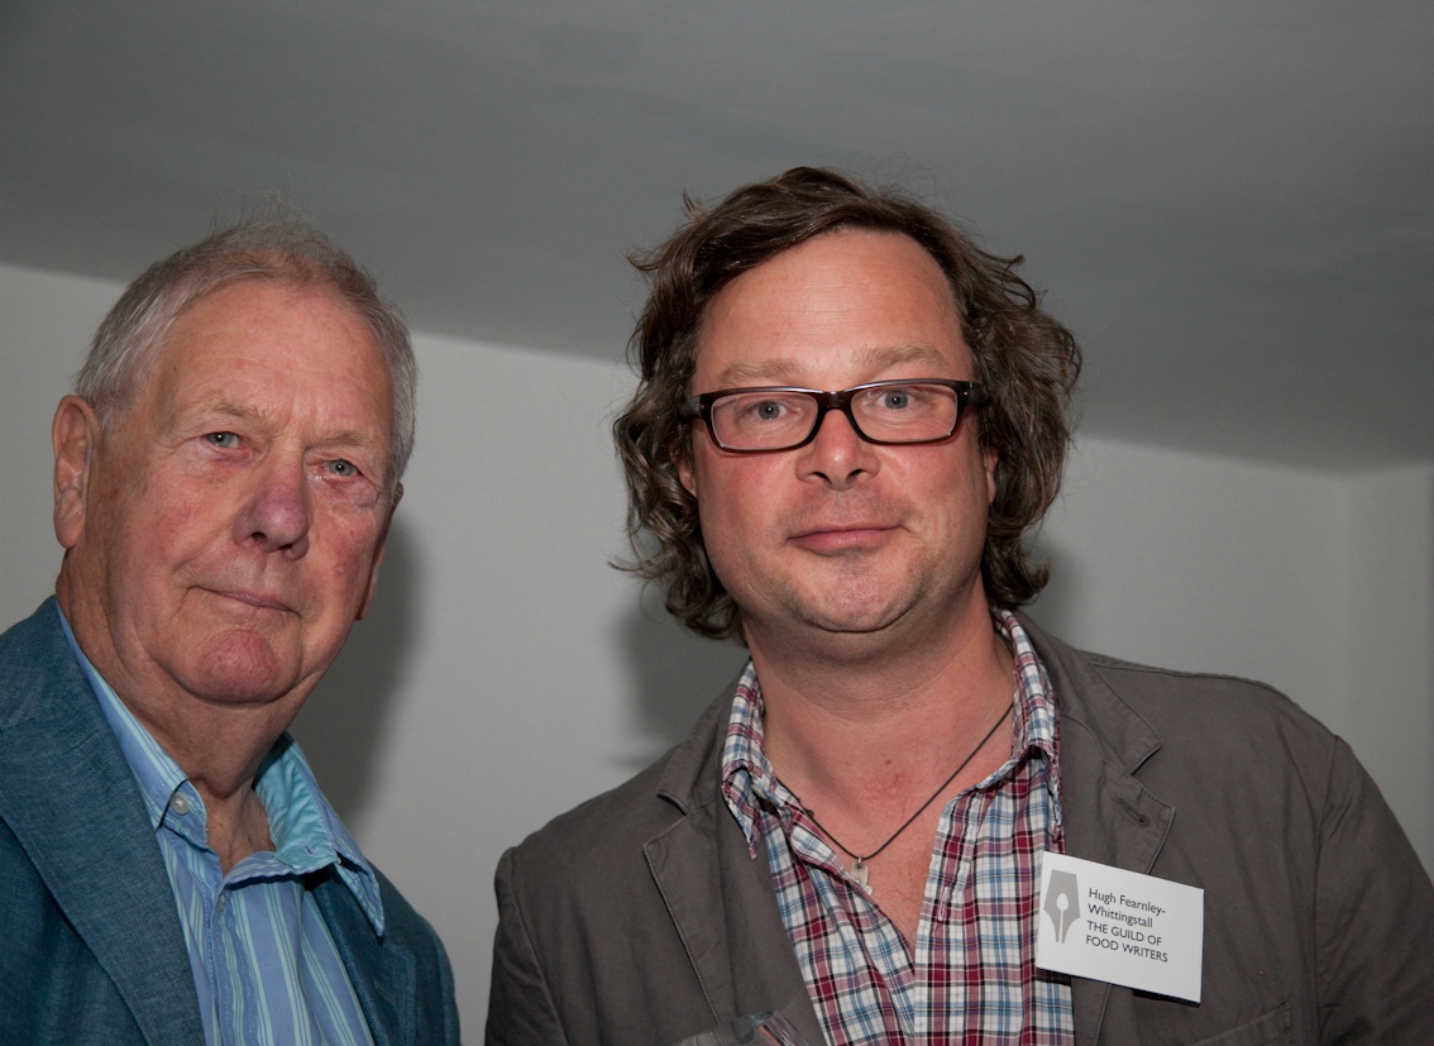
851;857;871;893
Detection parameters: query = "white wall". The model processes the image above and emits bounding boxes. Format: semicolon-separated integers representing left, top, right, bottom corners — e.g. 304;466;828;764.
1331;465;1434;862
0;265;122;612
3;263;1430;1030
1029;441;1434;868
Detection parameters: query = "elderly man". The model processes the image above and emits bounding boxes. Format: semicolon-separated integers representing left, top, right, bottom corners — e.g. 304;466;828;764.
487;168;1434;1045
0;214;458;1044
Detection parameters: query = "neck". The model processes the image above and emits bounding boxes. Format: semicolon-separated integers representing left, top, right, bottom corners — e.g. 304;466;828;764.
750;596;1015;810
122;687;288;873
57;577;292;871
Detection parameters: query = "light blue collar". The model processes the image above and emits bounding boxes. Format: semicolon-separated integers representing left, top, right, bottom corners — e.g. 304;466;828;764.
56;604;385;932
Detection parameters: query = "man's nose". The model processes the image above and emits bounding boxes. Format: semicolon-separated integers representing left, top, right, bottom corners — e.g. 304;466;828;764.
798;406;878;487
234;457;311;556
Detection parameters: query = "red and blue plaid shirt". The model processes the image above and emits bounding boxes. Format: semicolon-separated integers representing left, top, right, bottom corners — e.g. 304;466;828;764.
720;611;1075;1045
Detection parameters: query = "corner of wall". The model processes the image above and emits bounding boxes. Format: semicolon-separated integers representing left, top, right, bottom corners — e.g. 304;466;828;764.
1333;462;1434;873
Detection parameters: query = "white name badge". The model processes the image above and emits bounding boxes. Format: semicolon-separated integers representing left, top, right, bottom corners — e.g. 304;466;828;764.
1036;851;1204;1003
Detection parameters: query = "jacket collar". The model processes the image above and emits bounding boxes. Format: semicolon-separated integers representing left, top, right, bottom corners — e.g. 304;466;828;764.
645;673;828;1043
314;873;416;1046
654;674;738;815
653;626;1173;858
1018;613;1175;1046
0;599;207;1045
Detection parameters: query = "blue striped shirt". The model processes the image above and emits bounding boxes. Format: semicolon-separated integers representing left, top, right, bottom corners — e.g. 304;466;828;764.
59;608;380;1046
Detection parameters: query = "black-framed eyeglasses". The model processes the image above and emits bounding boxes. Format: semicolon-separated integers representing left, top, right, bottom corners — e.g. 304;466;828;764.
682;379;988;453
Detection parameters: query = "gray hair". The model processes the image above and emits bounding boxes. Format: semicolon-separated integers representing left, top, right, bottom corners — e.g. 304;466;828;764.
77;201;416;496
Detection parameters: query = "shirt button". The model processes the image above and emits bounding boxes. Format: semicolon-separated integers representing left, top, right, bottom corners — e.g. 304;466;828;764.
216;893;227;913
169;793;191;816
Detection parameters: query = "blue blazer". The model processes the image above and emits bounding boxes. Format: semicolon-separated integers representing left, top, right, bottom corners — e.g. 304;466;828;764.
0;600;459;1045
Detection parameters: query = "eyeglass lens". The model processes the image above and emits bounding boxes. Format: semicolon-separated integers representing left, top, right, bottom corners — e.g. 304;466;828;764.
709;382;961;450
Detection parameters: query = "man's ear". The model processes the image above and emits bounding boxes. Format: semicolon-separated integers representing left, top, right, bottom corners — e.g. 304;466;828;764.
357;483;402;620
52;396;101;550
983;445;999;507
674;443;698;498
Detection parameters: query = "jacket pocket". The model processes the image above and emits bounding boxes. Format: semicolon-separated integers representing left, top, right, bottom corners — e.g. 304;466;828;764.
1190;1002;1294;1046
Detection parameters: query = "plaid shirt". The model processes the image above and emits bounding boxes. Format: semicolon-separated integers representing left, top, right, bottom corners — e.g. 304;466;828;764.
720;611;1074;1045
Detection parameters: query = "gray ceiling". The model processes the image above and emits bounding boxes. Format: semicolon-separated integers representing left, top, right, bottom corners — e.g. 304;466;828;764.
3;1;1430;471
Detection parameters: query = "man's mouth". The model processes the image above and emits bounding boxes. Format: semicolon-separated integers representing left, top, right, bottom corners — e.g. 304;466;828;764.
789;524;896;554
207;588;292;613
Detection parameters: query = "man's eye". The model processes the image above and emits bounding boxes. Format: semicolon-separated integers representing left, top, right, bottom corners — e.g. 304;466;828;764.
206;432;240;448
326;459;358;477
749;400;788;421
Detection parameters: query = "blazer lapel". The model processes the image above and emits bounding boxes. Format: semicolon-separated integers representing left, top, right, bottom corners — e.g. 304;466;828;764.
315;874;416;1046
0;602;205;1045
645;689;826;1046
1022;616;1174;1046
645;810;825;1046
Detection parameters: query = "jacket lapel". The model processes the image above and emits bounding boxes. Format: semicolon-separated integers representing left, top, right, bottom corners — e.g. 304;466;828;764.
0;601;206;1046
644;689;827;1045
1022;615;1174;1046
315;873;416;1046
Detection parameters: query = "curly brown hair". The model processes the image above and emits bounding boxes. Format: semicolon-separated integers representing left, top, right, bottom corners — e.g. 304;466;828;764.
615;167;1081;640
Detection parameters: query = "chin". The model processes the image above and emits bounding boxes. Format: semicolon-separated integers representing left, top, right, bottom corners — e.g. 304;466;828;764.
789;596;908;636
187;631;301;705
793;578;915;630
803;612;905;637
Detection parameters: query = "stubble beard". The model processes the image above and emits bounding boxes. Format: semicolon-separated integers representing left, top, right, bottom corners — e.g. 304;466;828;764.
752;542;990;670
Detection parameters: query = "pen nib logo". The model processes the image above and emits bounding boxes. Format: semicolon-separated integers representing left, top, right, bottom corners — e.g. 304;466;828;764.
1044;870;1081;944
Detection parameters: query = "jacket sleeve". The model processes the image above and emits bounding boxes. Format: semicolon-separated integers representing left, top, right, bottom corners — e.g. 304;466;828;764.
485;847;569;1046
1315;737;1434;1042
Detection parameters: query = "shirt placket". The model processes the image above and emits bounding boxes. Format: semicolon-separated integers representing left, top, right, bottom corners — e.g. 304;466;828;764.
159;795;238;1046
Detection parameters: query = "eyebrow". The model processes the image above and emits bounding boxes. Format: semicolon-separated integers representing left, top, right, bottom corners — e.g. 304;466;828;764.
714;344;956;388
209;398;261;417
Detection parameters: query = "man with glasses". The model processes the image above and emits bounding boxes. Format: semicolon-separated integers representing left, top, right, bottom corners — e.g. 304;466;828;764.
486;168;1433;1045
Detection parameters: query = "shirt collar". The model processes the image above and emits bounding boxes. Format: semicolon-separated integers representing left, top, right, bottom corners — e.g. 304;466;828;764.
719;662;781;858
720;608;1063;853
994;608;1064;823
56;604;385;932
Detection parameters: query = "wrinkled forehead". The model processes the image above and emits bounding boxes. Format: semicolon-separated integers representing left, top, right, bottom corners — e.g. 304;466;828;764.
161;278;389;386
139;281;395;447
114;272;377;393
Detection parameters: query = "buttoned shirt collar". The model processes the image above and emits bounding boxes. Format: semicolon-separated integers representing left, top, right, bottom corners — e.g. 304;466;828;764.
56;606;384;933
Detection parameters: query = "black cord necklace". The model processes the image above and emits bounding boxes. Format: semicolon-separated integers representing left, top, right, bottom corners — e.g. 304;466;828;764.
799;704;1012;893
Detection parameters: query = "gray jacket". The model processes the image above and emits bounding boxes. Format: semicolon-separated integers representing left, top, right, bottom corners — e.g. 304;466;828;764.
487;615;1434;1045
